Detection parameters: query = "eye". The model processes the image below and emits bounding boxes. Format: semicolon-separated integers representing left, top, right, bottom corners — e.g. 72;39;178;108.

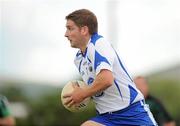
69;27;75;31
69;28;73;30
66;26;74;31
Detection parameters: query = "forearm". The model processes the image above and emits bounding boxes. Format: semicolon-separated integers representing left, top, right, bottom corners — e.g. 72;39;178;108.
84;69;113;98
63;69;114;106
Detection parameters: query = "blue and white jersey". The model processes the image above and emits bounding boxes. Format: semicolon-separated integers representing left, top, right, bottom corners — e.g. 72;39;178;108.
74;33;144;114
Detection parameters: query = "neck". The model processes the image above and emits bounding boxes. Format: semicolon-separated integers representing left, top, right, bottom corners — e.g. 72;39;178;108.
80;34;91;53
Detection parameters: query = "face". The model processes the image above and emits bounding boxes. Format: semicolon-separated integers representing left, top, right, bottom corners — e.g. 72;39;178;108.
65;19;85;48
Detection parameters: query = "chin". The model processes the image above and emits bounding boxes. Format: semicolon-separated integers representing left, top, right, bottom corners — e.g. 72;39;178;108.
71;44;77;48
70;42;78;48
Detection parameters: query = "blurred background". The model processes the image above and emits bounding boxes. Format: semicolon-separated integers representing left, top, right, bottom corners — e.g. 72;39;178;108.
0;0;180;125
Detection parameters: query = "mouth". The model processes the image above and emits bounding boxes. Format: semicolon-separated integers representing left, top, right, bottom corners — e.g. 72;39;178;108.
67;38;70;42
67;38;72;42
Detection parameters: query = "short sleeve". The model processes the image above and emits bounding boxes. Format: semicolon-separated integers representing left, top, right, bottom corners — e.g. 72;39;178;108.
92;38;115;75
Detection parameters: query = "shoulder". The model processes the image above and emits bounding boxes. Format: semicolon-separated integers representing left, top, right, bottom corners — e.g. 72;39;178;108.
90;33;103;45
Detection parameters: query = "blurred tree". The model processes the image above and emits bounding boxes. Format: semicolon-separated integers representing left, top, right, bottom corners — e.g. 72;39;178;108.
148;79;180;126
0;86;27;102
16;88;96;126
1;78;179;125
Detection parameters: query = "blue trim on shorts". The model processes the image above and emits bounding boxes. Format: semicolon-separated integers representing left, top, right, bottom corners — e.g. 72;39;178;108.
90;100;157;126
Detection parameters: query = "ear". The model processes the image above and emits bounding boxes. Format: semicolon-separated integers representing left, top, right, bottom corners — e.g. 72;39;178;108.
81;26;89;35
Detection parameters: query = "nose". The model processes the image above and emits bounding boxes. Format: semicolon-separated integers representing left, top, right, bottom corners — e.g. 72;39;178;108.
64;30;68;38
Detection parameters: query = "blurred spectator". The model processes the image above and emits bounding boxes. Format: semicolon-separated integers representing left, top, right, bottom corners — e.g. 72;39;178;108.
0;95;15;126
134;76;176;126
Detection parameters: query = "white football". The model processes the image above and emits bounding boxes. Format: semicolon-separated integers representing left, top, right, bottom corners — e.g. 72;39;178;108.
61;80;91;112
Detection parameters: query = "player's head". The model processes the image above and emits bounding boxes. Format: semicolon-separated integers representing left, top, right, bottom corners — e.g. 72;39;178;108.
65;9;98;35
64;9;98;49
134;76;149;98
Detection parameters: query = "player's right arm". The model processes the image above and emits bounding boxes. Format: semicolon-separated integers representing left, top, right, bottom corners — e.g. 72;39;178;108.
84;69;113;97
64;69;113;107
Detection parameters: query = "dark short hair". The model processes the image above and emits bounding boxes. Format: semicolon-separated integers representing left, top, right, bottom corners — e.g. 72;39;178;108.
65;9;98;35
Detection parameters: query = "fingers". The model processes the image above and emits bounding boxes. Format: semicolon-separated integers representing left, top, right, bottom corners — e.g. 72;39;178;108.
64;96;72;105
62;82;81;107
64;96;76;107
67;99;75;107
63;93;71;99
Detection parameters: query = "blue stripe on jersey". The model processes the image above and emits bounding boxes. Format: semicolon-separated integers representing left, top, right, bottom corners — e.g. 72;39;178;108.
128;85;138;104
87;77;94;85
94;50;110;71
78;59;83;73
82;47;88;57
90;33;103;45
114;51;133;82
87;56;91;63
114;80;123;100
76;50;82;57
